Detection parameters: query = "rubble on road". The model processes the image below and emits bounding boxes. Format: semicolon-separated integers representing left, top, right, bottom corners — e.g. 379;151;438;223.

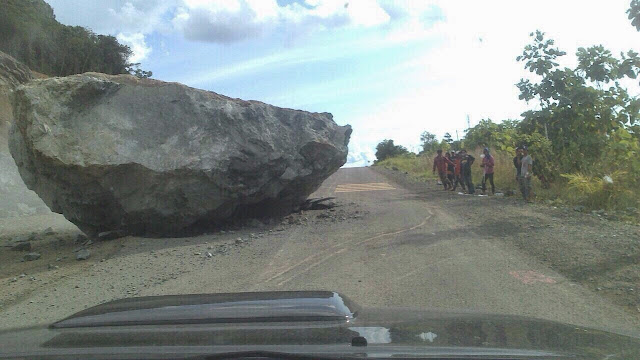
75;249;91;261
11;242;31;251
23;252;41;261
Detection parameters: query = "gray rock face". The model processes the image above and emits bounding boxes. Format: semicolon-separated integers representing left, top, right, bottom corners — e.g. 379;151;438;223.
10;73;351;236
0;52;33;88
0;51;50;219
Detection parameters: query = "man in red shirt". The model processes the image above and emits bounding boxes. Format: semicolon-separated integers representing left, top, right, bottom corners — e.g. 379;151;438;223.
433;149;453;190
451;151;466;192
480;147;495;195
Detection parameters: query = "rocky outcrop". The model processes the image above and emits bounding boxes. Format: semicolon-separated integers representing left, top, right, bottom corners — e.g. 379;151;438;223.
0;52;34;88
10;73;351;236
0;51;51;218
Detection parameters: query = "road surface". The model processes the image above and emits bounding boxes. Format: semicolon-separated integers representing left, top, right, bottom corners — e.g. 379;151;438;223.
1;167;639;336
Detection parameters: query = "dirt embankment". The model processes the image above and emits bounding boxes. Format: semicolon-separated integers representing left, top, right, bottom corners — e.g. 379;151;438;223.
374;167;640;316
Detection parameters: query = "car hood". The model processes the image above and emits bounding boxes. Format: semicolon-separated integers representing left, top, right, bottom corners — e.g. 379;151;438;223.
0;291;639;359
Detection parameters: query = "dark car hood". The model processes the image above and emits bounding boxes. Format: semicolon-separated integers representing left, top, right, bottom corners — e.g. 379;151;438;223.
0;291;639;359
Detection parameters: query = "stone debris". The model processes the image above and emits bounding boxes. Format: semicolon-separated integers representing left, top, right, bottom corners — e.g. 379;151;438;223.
76;249;91;261
11;242;31;251
23;252;41;261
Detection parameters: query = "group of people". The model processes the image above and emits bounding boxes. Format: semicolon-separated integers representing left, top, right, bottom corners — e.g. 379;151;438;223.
432;146;533;201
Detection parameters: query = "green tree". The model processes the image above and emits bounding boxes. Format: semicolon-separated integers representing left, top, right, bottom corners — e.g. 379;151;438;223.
375;139;409;162
516;31;640;173
628;0;640;31
420;131;439;153
0;0;150;77
127;63;153;78
443;132;453;144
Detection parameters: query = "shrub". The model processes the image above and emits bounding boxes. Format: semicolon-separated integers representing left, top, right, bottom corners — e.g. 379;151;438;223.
561;171;637;210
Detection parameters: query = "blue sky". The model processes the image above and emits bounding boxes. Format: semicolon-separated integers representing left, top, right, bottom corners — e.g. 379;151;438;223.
46;0;640;166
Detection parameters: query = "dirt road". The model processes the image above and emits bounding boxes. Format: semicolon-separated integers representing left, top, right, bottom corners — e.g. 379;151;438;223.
1;167;639;336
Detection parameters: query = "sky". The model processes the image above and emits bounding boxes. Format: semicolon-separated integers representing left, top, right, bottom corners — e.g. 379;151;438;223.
46;0;640;167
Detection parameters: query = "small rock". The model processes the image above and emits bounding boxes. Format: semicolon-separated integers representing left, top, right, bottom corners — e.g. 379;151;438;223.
55;257;62;262
11;242;31;252
194;252;201;256
206;252;213;258
24;252;41;261
76;249;91;260
10;278;17;283
19;273;26;278
75;234;88;243
235;238;243;245
97;230;126;241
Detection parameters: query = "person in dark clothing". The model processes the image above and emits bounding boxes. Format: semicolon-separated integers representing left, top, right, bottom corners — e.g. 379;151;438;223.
432;149;453;190
445;152;455;191
513;147;523;181
451;151;466;192
480;147;495;195
459;149;475;194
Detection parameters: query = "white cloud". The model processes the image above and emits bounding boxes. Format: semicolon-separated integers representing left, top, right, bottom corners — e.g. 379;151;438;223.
345;137;376;167
117;33;153;63
345;0;640;153
173;0;393;43
48;0;177;35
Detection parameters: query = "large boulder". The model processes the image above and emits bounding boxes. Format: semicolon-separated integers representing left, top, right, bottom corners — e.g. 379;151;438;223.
10;73;351;236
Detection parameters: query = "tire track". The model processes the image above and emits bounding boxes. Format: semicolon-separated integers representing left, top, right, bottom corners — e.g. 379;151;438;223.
269;210;434;286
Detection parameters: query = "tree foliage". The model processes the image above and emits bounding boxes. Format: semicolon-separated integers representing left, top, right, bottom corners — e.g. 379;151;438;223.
375;139;410;162
419;131;439;153
0;0;151;77
516;31;640;173
628;0;640;31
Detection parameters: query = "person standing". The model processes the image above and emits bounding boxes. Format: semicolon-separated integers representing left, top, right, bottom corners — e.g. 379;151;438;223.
460;149;475;194
480;147;495;195
445;152;455;191
432;149;453;190
452;151;466;192
513;147;523;182
519;146;533;202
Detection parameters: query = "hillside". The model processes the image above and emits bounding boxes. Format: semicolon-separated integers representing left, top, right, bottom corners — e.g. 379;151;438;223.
0;0;133;76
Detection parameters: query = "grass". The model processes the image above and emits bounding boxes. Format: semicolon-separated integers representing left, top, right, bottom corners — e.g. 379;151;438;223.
374;150;640;222
375;155;437;182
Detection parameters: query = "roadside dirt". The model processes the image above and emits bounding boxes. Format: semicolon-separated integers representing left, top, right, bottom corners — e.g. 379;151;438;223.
0;200;366;316
374;167;640;317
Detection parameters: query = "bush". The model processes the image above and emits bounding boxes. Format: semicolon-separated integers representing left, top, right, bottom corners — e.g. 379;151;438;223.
561;171;637;210
374;139;409;162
